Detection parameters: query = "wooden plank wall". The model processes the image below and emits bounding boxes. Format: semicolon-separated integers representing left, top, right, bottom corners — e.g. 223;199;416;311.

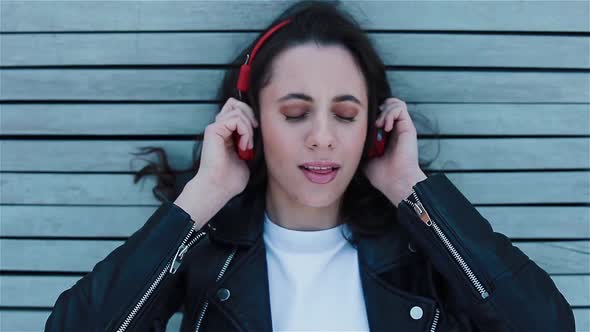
1;1;589;331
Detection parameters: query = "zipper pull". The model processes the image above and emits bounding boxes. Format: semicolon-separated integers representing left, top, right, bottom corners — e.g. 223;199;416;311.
403;190;433;226
412;200;433;226
169;243;189;274
168;227;208;274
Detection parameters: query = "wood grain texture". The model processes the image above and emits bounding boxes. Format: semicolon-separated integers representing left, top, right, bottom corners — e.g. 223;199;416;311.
2;172;587;205
2;32;588;68
2;69;588;102
0;239;587;274
2;103;588;136
2;1;588;32
3;205;587;239
0;310;182;332
2;138;588;172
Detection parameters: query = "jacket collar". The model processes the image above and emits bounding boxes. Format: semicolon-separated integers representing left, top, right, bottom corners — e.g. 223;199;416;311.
207;187;414;272
204;188;438;332
207;189;264;247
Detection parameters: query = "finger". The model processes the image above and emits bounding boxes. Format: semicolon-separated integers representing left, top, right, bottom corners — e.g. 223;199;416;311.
217;109;254;131
379;98;405;111
381;97;405;108
380;99;406;112
218;102;258;131
386;112;393;132
379;100;405;116
385;106;404;132
216;106;244;122
215;100;236;123
375;108;390;127
378;99;391;111
230;114;254;150
229;97;259;128
376;111;385;127
224;117;250;151
226;113;254;150
214;111;253;151
396;106;417;135
385;105;416;135
382;102;405;116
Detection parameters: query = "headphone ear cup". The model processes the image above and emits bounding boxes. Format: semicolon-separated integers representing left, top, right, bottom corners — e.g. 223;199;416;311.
374;128;386;157
368;127;385;159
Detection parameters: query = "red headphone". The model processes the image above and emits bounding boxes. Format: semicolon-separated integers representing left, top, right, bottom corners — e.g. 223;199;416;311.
232;19;388;161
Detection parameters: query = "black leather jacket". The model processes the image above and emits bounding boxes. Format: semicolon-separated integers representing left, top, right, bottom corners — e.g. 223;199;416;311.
45;173;575;331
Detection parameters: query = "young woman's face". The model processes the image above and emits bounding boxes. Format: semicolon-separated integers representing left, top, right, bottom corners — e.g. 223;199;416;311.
259;43;368;207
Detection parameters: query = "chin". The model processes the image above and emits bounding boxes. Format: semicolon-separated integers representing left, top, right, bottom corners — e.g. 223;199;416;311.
292;189;343;208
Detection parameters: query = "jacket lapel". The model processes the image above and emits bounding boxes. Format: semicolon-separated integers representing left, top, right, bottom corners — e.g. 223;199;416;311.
357;234;438;331
354;218;439;331
203;188;438;331
204;188;273;332
206;238;273;332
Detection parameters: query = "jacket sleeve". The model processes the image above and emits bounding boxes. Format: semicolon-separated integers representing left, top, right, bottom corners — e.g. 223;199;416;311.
45;200;208;332
396;172;575;332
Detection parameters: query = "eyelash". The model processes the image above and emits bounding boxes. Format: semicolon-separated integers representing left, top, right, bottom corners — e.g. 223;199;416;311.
285;112;356;122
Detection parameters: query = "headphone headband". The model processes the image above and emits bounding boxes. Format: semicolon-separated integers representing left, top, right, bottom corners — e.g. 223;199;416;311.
237;18;292;99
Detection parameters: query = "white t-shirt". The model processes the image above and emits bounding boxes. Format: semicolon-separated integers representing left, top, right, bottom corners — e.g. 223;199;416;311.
263;210;370;332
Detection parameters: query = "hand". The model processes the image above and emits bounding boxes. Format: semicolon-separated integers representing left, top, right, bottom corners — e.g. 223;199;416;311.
197;97;259;198
362;97;427;207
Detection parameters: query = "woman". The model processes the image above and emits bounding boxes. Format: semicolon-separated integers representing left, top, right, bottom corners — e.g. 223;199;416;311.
46;1;574;331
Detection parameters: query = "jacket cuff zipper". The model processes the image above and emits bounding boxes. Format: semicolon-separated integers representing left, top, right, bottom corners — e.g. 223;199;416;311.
114;221;210;332
402;188;490;301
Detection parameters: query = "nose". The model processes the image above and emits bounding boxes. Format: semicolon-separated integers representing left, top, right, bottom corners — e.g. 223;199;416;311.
305;112;335;151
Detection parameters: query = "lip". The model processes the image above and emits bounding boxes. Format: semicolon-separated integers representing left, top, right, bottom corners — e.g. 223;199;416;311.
299;160;341;168
299;166;340;184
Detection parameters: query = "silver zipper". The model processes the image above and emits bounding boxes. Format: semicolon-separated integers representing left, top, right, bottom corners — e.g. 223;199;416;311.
194;247;237;332
430;307;440;331
403;189;490;300
116;226;208;332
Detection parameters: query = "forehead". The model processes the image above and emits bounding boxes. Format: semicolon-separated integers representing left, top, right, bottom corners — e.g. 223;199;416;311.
266;44;367;102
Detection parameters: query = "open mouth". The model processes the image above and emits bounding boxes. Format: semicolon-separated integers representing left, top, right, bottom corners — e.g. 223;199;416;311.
298;165;340;184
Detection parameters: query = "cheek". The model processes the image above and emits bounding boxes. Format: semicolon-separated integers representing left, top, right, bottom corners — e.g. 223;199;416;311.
260;114;277;144
341;125;367;151
260;118;295;162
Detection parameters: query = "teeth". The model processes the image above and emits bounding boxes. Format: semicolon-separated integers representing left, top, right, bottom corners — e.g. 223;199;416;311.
304;166;335;171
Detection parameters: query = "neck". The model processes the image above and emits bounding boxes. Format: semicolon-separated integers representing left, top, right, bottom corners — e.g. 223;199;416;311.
264;183;343;231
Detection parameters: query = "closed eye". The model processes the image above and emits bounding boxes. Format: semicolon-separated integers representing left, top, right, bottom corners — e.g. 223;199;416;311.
285;113;356;122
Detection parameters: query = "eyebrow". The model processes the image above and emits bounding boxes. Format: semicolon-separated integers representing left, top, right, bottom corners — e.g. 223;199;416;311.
276;92;362;106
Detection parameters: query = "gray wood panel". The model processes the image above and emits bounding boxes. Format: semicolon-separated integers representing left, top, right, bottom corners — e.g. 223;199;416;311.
2;205;588;239
1;1;588;32
0;104;217;136
2;103;588;136
575;309;590;332
2;172;587;205
0;310;183;332
1;239;588;274
0;206;156;238
2;69;588;102
2;32;588;68
2;138;588;172
2;275;586;307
